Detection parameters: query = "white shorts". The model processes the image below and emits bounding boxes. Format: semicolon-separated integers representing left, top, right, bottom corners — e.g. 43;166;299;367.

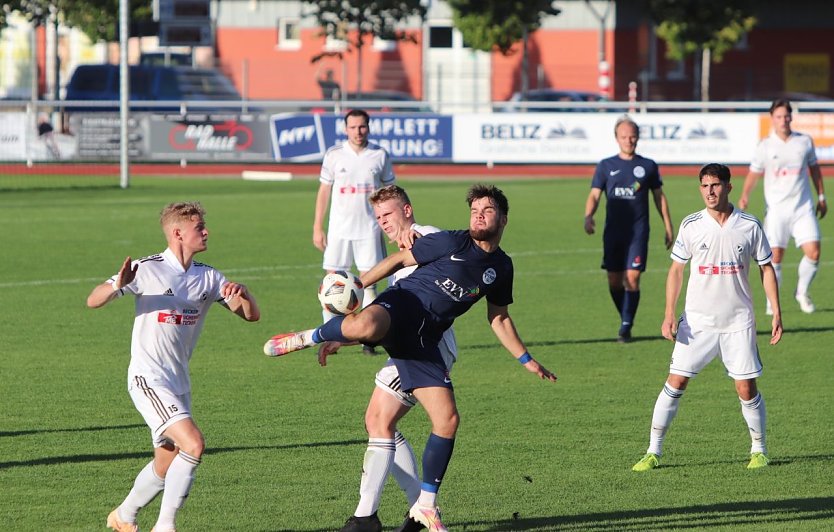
323;233;387;272
764;202;820;248
669;318;762;380
128;375;192;447
375;341;456;407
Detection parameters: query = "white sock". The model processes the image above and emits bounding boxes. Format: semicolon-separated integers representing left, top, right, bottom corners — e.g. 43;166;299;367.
322;308;338;322
391;431;421;506
154;450;201;531
118;460;165;523
772;262;782;288
417;489;437;508
647;383;684;456
740;393;767;454
354;438;395;517
796;256;818;296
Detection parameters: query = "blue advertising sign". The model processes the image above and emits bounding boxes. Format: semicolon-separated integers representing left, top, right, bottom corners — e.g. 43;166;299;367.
270;113;326;161
270;113;452;162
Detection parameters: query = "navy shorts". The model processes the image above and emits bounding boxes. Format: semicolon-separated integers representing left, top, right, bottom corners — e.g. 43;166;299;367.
370;286;452;392
602;231;649;272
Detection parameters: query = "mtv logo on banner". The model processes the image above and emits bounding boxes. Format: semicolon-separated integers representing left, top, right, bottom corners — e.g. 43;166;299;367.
270;114;325;161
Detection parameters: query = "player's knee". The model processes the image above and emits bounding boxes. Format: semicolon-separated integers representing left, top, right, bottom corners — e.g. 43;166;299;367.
179;433;206;458
432;411;460;438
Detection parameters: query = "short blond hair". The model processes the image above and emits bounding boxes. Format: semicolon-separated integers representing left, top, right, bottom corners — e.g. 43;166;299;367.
160;201;206;230
369;184;411;206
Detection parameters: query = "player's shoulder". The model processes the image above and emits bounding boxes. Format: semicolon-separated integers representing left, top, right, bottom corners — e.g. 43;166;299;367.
680;209;705;229
191;260;216;271
137;253;164;264
734;209;764;230
413;223;442;236
323;143;346;158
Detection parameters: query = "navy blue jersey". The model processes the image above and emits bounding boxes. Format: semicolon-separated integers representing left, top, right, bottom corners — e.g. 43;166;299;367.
395;230;514;329
591;154;662;235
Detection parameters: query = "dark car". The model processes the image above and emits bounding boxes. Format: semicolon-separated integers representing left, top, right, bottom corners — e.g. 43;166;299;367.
497;89;608;112
64;64;242;111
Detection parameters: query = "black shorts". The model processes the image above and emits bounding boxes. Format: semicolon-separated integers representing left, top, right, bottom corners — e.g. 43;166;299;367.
602;231;649;272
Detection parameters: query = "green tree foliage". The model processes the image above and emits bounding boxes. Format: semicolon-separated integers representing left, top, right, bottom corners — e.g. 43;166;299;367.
646;0;756;62
306;0;426;91
2;0;152;42
448;0;560;55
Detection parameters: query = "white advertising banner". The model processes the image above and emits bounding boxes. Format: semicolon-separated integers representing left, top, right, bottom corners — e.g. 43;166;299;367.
0;112;27;160
453;113;761;165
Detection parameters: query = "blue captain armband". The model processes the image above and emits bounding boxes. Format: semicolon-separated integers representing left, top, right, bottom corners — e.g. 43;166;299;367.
518;352;533;364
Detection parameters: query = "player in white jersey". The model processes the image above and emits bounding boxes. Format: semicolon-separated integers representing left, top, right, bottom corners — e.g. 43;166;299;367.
739;99;827;313
314;109;396;354
319;185;456;532
632;164;782;473
87;202;260;532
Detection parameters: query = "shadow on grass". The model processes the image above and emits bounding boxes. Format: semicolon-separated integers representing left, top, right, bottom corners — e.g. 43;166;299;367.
458;495;834;531
463;324;834;350
0;438;365;470
0;423;146;438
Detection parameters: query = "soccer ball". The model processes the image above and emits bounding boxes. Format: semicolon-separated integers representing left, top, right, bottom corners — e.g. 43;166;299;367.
318;270;364;315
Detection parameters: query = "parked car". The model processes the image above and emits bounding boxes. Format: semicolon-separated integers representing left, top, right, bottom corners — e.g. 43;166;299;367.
64;64;242;111
496;89;608;112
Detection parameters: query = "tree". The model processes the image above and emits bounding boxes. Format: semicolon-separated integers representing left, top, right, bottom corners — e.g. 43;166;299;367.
305;0;426;94
2;0;153;42
448;0;559;55
449;0;559;99
645;0;756;101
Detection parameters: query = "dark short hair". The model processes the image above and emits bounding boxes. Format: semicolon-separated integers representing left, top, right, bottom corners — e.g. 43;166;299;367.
345;108;370;125
467;183;509;215
369;184;411;206
698;163;731;183
769;98;792;115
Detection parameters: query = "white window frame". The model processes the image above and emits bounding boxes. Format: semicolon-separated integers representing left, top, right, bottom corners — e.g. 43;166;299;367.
373;36;396;52
277;17;301;51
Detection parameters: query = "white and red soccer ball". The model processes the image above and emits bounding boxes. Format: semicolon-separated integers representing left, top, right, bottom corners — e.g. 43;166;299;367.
318;270;363;315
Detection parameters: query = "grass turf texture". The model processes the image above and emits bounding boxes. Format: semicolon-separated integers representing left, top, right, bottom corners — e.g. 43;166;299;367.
1;176;832;531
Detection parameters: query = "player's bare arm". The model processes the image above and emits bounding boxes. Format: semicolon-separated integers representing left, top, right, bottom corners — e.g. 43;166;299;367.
86;256;137;308
487;302;557;382
759;263;783;345
313;182;332;251
661;261;685;340
737;171;762;211
810;164;827;218
221;282;260;321
584;188;602;234
652;188;675;249
359;248;417;288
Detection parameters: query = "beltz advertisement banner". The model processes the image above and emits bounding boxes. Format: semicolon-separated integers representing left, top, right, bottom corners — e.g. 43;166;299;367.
270;113;453;162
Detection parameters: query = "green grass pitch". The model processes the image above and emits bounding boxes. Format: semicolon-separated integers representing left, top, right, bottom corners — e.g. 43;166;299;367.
1;175;832;531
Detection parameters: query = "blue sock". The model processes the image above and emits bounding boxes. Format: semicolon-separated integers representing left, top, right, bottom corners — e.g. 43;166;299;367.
621;290;640;330
420;433;455;494
311;316;349;343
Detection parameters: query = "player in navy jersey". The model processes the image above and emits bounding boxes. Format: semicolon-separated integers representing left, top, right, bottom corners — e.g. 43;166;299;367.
265;184;557;532
584;115;674;342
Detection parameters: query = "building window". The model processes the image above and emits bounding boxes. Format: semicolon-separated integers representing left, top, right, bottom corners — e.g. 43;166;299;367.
373;36;396;52
429;26;453;48
278;18;301;50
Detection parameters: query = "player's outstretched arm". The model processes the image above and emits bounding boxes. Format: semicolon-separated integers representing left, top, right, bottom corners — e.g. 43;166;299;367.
487;302;557;382
359;249;416;288
86;256;137;308
221;282;260;321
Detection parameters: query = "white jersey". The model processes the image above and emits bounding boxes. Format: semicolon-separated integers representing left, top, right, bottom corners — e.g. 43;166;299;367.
750;131;817;211
111;248;227;395
392;223;457;364
321;141;395;240
671;207;772;333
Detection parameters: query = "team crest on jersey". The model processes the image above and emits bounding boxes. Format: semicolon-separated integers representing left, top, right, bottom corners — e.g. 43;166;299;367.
736;244;744;255
482;268;497;284
633;166;646;178
200;291;208;301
